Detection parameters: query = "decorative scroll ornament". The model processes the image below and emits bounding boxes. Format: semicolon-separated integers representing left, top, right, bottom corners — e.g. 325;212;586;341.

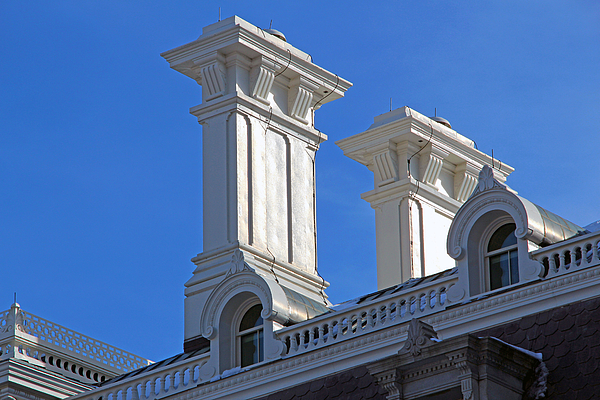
227;249;253;277
468;165;506;199
1;303;25;333
400;318;439;357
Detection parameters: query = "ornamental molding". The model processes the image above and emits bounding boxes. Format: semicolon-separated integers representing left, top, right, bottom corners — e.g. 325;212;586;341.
448;193;527;260
468;164;506;199
426;264;600;330
288;75;318;124
226;249;254;277
249;56;279;105
201;272;272;339
162;324;409;400
399;319;438;357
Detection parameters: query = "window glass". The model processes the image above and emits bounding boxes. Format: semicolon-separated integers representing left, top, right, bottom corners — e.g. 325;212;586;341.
488;223;517;252
487;223;519;290
239;304;263;331
238;304;264;368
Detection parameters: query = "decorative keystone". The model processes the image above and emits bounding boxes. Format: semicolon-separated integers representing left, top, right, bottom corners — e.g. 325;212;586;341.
288;76;318;124
399;318;439;357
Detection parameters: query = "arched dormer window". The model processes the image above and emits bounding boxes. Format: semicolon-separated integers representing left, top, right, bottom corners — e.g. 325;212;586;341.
237;304;264;367
486;223;519;290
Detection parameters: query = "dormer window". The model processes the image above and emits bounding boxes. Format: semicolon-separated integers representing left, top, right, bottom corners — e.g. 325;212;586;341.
487;223;519;290
238;304;264;367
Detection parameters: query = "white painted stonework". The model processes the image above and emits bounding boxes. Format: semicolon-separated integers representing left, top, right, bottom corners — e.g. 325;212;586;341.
161;16;351;373
337;107;514;289
11;14;600;400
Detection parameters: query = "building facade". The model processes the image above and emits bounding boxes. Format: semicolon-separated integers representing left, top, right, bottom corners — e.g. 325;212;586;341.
3;15;600;400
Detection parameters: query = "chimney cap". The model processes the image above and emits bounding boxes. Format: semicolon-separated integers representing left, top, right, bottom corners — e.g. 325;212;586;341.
431;116;452;129
264;28;287;42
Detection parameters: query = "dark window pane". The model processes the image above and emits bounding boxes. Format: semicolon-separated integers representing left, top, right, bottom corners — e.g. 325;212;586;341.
510;250;519;284
490;252;509;290
240;331;258;367
240;304;263;331
488;223;517;252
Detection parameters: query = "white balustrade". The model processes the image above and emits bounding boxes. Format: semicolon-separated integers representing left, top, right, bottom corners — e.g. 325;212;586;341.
533;231;600;278
277;276;455;357
75;353;209;400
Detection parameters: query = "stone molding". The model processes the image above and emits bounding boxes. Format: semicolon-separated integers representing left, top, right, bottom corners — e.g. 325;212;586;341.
399;319;438;357
369;335;541;400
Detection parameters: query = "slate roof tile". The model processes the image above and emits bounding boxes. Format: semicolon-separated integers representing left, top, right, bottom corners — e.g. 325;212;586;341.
559;349;577;369
536;310;552;325
356;374;372;389
543;319;559;336
552;342;571;358
519;314;537;330
545;330;564;347
575;310;592;326
584;298;600;311
580;357;599;376
508;328;527;345
310;380;324;393
325;382;344;398
503;322;520;335
557;315;575;331
551;306;568;321
336;371;353;383
563;325;582;343
570;338;588;354
324;375;338;388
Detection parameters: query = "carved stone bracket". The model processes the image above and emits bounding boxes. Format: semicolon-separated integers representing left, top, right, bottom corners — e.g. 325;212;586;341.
250;56;279;105
420;145;449;186
399;318;438;357
373;143;399;186
454;359;475;400
193;52;226;101
454;162;479;202
288;75;318;124
366;358;403;400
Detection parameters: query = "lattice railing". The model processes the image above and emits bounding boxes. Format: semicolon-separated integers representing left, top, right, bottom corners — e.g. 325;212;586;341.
0;307;152;375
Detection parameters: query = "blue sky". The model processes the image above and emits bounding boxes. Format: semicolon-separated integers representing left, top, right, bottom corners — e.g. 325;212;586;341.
1;1;598;362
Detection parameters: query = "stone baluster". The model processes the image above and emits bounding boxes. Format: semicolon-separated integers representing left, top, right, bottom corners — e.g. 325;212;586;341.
367;310;374;330
132;385;140;400
309;328;315;347
318;324;325;344
149;378;156;399
581;244;590;268
548;255;557;276
169;373;175;391
592;240;600;264
559;251;566;272
572;246;580;269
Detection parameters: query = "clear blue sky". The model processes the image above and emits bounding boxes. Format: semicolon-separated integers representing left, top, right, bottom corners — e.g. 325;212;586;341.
2;1;598;362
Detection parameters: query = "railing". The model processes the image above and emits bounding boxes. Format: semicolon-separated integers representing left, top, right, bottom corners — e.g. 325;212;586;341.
277;275;456;357
533;231;600;278
0;307;152;374
76;353;209;400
